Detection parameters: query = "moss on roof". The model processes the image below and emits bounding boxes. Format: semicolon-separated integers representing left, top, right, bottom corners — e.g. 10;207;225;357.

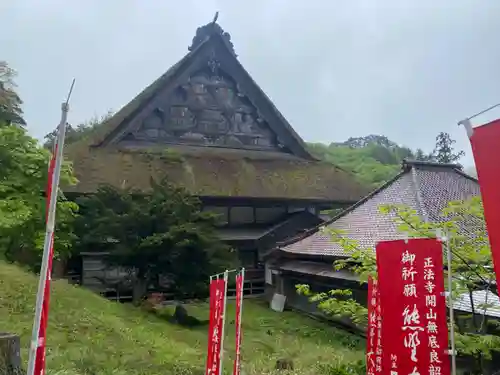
62;23;368;202
64;143;368;202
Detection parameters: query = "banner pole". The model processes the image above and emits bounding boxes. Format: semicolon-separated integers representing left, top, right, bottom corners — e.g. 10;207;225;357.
26;92;72;375
206;275;214;375
239;267;245;324
218;270;229;375
443;230;457;375
236;268;245;375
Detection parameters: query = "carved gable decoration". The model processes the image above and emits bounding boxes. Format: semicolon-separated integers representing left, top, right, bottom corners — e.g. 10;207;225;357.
188;20;236;56
120;65;282;151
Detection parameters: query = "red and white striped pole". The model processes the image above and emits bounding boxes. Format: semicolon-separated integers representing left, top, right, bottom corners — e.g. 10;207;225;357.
32;139;58;375
26;80;74;375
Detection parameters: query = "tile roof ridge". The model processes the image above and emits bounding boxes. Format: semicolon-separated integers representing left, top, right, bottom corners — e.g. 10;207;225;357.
409;165;430;222
401;159;463;171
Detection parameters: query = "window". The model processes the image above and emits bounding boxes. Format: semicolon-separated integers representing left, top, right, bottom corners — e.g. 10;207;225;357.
265;263;273;285
255;207;286;224
239;250;257;267
229;206;254;225
203;206;229;225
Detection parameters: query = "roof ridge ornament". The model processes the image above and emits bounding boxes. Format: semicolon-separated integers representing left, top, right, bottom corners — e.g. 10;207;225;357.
188;12;236;56
401;158;463;171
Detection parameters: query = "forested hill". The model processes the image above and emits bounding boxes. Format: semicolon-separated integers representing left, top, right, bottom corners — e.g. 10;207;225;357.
307;134;465;188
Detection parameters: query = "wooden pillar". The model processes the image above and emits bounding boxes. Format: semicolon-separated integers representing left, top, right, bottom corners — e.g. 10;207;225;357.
52;258;66;279
0;333;21;375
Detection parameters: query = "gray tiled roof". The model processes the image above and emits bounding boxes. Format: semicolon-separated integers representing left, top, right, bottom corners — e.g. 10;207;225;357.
280;161;481;257
278;260;360;281
453;290;500;318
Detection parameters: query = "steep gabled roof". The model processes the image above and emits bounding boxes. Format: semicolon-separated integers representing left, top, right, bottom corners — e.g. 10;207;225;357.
276;160;481;257
63;21;369;202
85;21;313;160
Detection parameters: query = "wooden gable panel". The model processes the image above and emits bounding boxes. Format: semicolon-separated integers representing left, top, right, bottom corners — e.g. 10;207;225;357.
94;26;310;158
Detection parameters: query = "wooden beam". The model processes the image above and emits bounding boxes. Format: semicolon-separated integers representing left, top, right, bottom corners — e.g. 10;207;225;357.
0;333;21;375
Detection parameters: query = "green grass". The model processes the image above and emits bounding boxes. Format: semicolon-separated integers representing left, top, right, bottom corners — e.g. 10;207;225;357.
0;262;365;375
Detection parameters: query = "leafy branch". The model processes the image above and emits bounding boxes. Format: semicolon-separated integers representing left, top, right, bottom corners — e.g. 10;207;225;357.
296;198;500;371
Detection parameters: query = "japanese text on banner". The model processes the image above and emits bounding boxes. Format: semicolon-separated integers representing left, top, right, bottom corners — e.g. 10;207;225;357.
233;272;244;375
366;277;382;375
206;280;217;375
376;238;450;375
206;279;226;375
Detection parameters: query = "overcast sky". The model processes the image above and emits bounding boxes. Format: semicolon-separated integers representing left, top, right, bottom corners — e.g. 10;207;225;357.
2;0;500;167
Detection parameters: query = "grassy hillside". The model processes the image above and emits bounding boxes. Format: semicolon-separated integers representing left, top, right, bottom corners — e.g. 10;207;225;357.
307;135;424;188
0;262;365;375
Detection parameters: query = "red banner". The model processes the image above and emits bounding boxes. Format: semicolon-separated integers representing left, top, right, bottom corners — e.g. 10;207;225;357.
366;277;382;375
206;280;217;375
470;118;500;287
233;272;244;375
34;145;58;375
206;278;227;375
376;238;450;375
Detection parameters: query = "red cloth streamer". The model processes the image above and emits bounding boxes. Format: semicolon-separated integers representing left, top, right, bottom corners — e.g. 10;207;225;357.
206;280;217;375
205;278;226;375
376;238;450;375
233;273;244;375
366;277;382;375
470;118;500;287
33;145;57;375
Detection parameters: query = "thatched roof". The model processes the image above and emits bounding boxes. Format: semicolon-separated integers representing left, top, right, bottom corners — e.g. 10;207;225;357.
65;143;367;201
63;21;367;202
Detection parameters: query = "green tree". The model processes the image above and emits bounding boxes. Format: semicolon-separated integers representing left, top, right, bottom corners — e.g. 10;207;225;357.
308;139;404;188
430;132;465;163
0;122;78;270
297;197;500;373
0;61;25;126
308;133;468;188
74;179;233;302
414;148;433;162
43;110;114;149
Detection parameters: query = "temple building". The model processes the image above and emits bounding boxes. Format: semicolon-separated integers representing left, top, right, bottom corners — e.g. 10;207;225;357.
263;160;481;318
63;20;367;295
